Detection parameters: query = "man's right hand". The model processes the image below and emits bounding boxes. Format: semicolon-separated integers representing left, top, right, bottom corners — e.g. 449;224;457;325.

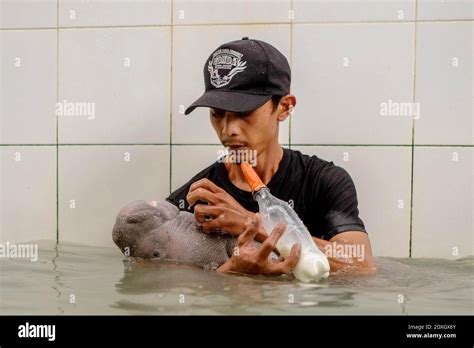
217;213;301;276
187;178;261;239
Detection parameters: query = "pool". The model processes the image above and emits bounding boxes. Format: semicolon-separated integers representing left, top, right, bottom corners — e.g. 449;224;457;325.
0;240;472;315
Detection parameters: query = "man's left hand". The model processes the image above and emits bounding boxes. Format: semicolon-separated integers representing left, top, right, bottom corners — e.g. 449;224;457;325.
217;213;301;276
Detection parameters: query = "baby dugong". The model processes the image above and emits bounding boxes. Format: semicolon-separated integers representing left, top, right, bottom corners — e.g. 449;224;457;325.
112;200;239;270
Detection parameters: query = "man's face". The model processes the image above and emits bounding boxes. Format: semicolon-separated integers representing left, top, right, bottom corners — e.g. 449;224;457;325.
209;99;278;156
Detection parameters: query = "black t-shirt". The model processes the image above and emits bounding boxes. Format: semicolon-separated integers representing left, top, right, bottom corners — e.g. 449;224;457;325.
166;147;367;241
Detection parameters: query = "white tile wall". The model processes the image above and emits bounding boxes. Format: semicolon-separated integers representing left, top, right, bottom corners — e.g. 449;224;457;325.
292;0;416;22
172;24;290;145
414;22;473;145
59;0;171;27
417;0;474;20
0;30;57;144
412;147;473;258
0;146;56;243
293;146;412;257
58;27;171;144
171;144;225;191
0;0;57;29
58;146;170;247
173;0;291;25
0;0;472;258
291;23;415;145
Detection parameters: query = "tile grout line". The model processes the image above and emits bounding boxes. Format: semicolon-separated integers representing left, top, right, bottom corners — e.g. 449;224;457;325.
56;0;59;244
408;0;419;259
289;0;293;149
169;0;174;195
0;143;472;147
1;18;473;31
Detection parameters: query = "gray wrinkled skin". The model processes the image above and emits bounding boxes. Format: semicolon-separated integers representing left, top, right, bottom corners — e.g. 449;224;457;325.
112;200;239;270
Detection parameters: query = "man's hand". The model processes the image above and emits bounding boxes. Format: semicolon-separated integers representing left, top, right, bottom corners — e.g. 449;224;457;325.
217;214;301;276
187;178;255;237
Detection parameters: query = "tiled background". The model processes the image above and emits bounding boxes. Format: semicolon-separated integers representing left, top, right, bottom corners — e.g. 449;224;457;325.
0;0;472;258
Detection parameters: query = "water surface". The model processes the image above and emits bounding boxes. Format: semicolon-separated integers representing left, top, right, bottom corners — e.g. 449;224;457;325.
0;241;472;315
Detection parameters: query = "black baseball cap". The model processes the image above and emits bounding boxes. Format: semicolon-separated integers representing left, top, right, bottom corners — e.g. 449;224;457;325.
185;37;291;115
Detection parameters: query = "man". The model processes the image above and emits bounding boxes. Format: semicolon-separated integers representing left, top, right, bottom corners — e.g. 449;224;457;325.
167;37;376;276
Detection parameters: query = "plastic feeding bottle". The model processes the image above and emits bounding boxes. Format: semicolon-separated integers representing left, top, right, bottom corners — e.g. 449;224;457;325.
240;162;330;282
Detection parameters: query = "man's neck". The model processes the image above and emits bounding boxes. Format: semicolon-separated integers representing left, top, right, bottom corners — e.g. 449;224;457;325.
225;142;284;192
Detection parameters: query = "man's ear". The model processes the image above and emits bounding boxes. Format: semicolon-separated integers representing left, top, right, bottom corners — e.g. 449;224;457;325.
276;94;297;122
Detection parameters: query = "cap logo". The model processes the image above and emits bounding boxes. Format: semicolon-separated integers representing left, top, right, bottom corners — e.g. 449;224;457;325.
208;49;247;88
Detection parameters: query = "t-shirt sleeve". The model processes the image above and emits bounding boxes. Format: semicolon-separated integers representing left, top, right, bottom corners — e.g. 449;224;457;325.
166;182;190;210
318;163;367;240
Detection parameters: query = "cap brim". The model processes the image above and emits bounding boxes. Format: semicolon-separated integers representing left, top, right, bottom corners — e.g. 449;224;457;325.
184;90;272;115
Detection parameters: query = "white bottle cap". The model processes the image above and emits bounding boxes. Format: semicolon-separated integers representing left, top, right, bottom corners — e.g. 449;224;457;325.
293;253;330;282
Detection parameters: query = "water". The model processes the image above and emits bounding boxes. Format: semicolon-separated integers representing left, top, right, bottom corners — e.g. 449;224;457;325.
0;240;472;315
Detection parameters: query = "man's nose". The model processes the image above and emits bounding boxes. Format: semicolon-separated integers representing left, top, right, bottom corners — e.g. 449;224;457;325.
221;114;240;137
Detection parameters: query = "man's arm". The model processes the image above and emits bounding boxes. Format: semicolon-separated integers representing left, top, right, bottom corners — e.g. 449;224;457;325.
254;229;377;274
186;178;376;275
251;229;377;274
312;231;377;274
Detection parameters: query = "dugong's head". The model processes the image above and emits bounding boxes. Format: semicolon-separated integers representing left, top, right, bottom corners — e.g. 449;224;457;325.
112;200;180;258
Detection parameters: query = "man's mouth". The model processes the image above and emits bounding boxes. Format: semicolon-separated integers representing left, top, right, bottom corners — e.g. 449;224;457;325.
225;144;246;150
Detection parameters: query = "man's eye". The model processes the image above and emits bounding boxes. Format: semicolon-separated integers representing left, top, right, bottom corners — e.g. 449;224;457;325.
211;110;225;118
237;111;251;117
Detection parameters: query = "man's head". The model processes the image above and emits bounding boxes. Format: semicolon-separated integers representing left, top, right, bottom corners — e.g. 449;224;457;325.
209;95;295;157
185;37;296;153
